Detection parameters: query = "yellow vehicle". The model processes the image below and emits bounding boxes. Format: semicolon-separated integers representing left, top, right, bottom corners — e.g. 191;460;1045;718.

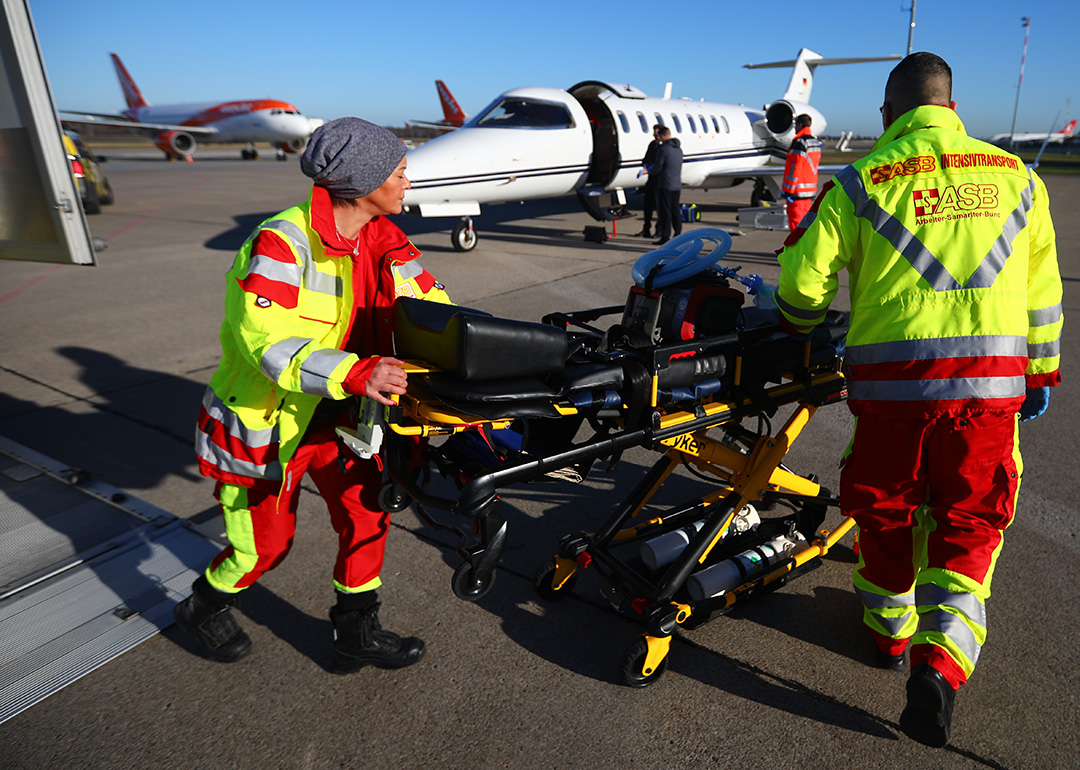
63;130;113;214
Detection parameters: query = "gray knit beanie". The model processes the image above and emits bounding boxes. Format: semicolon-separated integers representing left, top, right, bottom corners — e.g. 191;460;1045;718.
300;117;406;199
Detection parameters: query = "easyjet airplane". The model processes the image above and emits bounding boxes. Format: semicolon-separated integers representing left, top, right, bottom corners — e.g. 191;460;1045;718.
402;49;899;251
991;118;1077;146
408;80;469;132
61;54;313;161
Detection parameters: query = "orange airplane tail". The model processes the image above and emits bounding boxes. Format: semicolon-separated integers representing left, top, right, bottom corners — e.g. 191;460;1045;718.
1060;119;1077;137
110;53;148;111
436;80;466;126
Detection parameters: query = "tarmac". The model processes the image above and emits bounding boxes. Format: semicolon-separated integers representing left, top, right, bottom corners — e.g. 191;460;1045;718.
0;146;1077;770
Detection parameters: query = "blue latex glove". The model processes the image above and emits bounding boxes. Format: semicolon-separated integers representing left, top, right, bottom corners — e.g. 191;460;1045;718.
785;195;796;203
1019;386;1050;422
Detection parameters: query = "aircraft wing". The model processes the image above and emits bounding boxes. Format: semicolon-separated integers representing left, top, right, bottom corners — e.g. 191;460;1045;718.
59;112;218;136
700;163;848;185
406;119;457;132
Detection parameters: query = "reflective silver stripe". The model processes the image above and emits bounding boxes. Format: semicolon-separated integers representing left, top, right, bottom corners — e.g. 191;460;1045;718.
393;260;423;281
304;267;342;298
964;180;1033;289
1028;338;1061;359
920;608;982;666
195;430;282;480
261;336;311;382
263;218;310;262
196;388;282;480
836;166;962;292
848;375;1025;402
264;219;342;298
775;292;826;321
201;388;277;449
1030;303;1062;327
846;335;1027;365
915;584;987;628
856;586;914;609
855;586;914;636
247;253;302;287
298;349;353;397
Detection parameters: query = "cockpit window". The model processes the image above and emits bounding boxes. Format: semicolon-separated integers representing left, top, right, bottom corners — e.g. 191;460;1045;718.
474;98;575;129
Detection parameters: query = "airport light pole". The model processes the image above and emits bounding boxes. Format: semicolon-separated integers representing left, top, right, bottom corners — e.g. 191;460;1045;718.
1007;16;1031;151
904;0;917;56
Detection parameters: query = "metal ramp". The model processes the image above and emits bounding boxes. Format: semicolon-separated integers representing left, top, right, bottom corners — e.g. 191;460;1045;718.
0;436;220;725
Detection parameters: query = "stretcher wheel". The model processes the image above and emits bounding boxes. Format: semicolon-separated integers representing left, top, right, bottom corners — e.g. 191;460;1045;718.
532;561;576;601
621;637;668;688
378;482;411;513
452;561;495;601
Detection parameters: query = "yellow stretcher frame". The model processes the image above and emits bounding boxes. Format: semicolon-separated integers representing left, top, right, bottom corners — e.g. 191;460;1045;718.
381;331;852;686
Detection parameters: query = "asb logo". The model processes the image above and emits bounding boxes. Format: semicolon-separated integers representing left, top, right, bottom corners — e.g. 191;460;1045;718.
912;188;940;217
912;183;999;218
869;155;936;184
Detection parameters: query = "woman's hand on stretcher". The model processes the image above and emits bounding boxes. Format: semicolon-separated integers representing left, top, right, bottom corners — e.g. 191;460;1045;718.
365;356;409;406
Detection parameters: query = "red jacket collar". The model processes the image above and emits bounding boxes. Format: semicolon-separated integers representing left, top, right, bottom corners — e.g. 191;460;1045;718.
307;185;416;260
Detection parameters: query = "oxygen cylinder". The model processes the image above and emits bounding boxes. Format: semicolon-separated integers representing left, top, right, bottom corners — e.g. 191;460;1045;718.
640;505;760;571
685;531;808;601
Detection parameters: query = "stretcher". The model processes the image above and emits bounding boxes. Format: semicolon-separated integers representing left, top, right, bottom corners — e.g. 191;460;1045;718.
359;231;854;686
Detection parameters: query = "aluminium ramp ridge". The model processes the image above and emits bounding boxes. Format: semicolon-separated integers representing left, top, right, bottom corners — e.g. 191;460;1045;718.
0;436;221;725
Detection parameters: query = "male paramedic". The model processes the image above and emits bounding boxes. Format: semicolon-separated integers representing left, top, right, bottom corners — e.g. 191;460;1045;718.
774;53;1062;747
177;117;451;674
782;113;822;232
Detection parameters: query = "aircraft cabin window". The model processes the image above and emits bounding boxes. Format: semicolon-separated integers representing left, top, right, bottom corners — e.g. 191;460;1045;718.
617;111;630;133
721;116;730;133
637;112;649;132
699;115;707;134
654;112;664;126
671;114;682;133
687;115;696;133
475;98;574;129
711;116;720;133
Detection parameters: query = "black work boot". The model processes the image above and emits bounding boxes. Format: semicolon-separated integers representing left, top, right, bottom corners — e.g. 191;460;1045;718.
875;647;908;672
899;664;956;747
172;575;252;663
329;596;425;674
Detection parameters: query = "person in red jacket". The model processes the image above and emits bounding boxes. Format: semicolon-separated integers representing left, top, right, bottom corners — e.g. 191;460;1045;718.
176;118;449;674
782;114;822;232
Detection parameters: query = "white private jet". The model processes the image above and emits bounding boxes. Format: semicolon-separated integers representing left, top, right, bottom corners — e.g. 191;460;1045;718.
61;54;313;161
402;49;899;251
990;118;1076;147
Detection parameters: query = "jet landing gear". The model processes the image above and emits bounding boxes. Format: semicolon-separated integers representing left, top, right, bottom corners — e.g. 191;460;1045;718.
452;217;477;252
750;178;777;207
241;144;260;160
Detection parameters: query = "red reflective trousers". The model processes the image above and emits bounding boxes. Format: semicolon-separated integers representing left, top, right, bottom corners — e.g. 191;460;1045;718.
841;412;1020;689
207;423;387;593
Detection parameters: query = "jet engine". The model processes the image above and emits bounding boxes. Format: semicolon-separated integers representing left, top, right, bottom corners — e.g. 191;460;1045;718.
154;130;196;157
276;138;307;154
761;100;826;140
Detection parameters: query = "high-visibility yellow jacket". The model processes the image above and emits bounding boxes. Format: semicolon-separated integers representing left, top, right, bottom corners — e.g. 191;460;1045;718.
782;126;822;199
777;105;1062;417
195;186;450;485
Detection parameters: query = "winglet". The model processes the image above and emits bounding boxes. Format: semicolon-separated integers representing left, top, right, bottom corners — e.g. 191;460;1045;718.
110;53;148;111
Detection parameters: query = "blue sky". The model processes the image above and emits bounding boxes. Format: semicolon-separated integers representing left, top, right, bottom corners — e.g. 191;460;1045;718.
30;0;1075;139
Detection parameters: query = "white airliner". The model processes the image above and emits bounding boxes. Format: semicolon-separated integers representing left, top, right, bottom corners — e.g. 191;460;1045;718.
990;118;1076;146
61;54;313;161
402;49;899;251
